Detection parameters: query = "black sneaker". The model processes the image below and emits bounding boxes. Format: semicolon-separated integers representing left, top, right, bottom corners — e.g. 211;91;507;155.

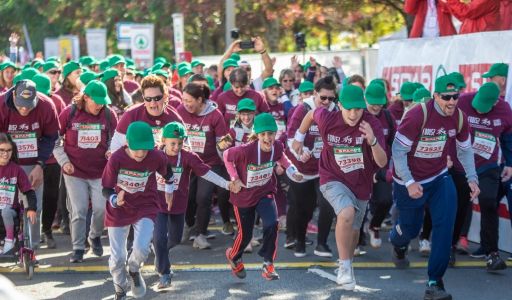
314;244;333;258
294;242;306;258
88;237;103;257
424;280;452;300
486;252;507;271
470;247;486;258
392;246;409;269
70;250;84;263
448;247;456;268
284;238;296;249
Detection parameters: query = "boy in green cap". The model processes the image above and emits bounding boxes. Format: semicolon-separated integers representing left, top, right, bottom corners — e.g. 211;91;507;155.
102;121;174;299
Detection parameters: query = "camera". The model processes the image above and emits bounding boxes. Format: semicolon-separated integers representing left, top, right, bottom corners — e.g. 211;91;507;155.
231;28;240;39
239;40;255;49
294;32;307;49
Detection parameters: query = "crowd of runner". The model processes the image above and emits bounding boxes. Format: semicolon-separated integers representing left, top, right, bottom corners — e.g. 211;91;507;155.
0;33;510;300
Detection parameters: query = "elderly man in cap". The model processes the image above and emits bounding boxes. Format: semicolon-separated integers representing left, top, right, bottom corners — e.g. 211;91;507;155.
0;80;60;248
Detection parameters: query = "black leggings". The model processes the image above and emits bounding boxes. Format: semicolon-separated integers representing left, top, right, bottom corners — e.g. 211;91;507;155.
450;170;472;246
42;163;61;235
369;170;393;229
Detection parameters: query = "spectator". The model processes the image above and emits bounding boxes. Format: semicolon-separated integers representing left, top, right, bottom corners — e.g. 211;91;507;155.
443;0;500;34
501;0;512;30
405;0;456;38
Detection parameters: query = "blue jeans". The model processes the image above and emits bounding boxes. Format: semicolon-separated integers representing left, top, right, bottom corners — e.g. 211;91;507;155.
390;173;457;282
153;213;185;275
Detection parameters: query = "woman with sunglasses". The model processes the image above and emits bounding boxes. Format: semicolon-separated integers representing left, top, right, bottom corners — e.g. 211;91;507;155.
43;61;62;93
109;75;183;154
55;61;82;105
286;76;338;258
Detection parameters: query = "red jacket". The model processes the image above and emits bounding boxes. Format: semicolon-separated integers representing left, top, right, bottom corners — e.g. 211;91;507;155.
446;0;500;34
405;0;456;38
501;0;512;30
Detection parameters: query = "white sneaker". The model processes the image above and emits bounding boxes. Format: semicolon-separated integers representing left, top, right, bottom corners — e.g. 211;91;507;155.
419;239;431;256
244;243;253;253
353;246;366;257
192;234;211;249
369;228;382;248
336;264;356;290
1;239;14;254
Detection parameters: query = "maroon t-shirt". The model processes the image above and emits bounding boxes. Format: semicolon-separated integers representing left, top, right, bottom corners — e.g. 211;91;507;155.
286;104;322;175
167;95;181;109
373;109;396;162
177;104;227;166
55;87;75;105
216;90;270;126
157;149;210;215
102;147;169;227
0;92;60;166
59;106;118;179
169;87;182;100
314;108;385;200
388;101;404;126
123;80;140;94
393;100;471;182
453;94;512;171
226;140;284;208
211;86;224;103
0;161;32;210
46;94;67;165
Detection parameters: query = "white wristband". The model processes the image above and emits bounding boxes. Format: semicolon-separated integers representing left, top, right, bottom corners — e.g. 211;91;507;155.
405;179;415;188
165;183;174;194
294;131;306;143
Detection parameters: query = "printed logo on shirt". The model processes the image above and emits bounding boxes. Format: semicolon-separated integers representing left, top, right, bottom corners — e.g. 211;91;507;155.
18;124;29;131
226;104;237;114
327;134;340;144
72;123;106;130
448;129;456;137
481;118;491;126
0;177;17;185
32;122;39;130
201;125;210;132
8;125;17;131
422;128;436;136
310;125;319;133
493;119;502;127
356;137;364;145
342;136;353;144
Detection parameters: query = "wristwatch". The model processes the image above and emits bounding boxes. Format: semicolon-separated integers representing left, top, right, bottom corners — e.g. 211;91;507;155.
36;160;46;169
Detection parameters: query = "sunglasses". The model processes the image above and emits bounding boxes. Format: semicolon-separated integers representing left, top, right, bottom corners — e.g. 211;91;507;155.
48;70;62;75
144;95;164;102
440;93;460;101
319;95;336;102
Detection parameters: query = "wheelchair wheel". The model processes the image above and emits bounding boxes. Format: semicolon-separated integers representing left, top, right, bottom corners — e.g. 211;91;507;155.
23;252;34;280
27;263;34;280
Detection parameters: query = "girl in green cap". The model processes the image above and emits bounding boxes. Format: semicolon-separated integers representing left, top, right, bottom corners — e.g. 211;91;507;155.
153;121;235;289
224;112;303;281
55;61;82;105
218;98;257;150
102;121;174;300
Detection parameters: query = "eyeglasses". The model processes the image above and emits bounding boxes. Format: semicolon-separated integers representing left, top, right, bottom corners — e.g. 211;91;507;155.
48;70;62;75
319;95;336;102
440;93;460;101
0;148;13;154
281;79;293;83
144;95;164;102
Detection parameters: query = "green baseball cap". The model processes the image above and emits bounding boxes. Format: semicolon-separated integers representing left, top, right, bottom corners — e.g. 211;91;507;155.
80;56;98;66
162;122;187;139
223;81;232;92
99;59;110;72
12;73;24;85
412;88;431;103
152;69;169;79
21;67;39;80
472;82;500;114
339;85;366;110
62;61;81;79
449;72;466;89
126;121;155;150
151;62;164;72
365;83;387;105
154;57;167;65
482;63;509;78
0;61;17;71
191;60;205;68
108;54;126;67
125;57;135;68
223;59;238;69
369;78;386;89
178;66;193;77
237;98;256;112
101;68;120;83
400;82;418;101
262;77;280;89
32;73;52;96
43;61;60;72
298;81;314;93
177;62;191;69
434;75;458;93
46;56;61;63
254;113;278;134
84;81;111;105
230;53;241;61
80;71;99;85
33;60;44;70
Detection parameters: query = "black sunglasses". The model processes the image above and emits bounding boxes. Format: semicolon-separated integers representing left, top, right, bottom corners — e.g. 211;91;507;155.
48;70;61;75
440;93;460;101
144;95;164;102
319;95;336;102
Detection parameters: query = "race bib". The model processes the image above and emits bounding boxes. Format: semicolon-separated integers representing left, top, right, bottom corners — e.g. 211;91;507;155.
78;123;101;149
11;132;38;158
156;167;183;192
187;130;206;154
414;135;447;159
473;131;496;160
0;183;15;209
117;169;150;194
152;127;162;145
313;137;323;159
246;162;274;188
276;120;286;139
334;146;364;173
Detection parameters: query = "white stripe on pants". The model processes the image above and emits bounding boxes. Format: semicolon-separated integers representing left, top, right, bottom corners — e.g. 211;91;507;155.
108;218;154;291
20;165;43;248
63;175;105;250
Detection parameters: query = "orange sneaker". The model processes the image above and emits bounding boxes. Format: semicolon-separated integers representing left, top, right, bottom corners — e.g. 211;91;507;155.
226;248;246;279
262;262;280;281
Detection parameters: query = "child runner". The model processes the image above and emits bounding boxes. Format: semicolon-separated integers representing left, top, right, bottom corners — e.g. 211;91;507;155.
0;133;37;254
102;121;174;300
224;113;303;281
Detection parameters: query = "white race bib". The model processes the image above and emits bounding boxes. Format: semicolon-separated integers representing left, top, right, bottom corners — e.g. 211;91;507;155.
312;137;323;159
11;132;38;158
414;135;447;159
246;162;274;188
187;130;206;154
334;146;364;173
157;167;183;192
0;183;16;209
276;120;286;140
473;131;496;160
78;123;101;149
117;169;150;194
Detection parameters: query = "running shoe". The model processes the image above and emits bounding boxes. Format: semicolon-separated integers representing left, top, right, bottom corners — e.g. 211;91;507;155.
369;227;382;248
314;244;333;258
262;262;280;280
486;252;507;271
470;247;486;259
392;246;410;269
226;248;246;279
419;239;431;257
456;236;469;254
424;280;452;300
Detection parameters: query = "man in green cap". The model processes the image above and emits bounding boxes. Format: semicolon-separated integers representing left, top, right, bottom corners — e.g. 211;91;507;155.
109;54;126;78
388;81;419;126
452;81;512;271
191;60;205;75
389;74;479;300
43;61;62;92
483;63;508;98
291;84;387;290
